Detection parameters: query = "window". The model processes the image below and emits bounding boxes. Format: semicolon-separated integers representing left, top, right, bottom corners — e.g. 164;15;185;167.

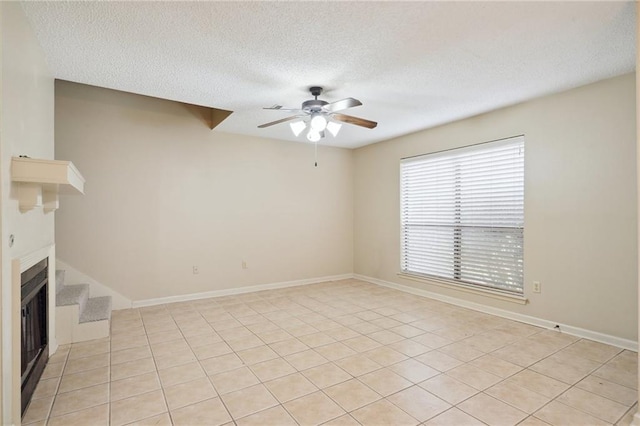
400;136;524;294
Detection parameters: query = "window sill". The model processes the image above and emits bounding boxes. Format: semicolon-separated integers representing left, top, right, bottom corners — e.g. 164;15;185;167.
396;272;528;305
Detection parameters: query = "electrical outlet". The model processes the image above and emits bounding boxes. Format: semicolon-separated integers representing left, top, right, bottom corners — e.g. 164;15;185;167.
242;261;248;270
193;266;199;275
533;281;541;293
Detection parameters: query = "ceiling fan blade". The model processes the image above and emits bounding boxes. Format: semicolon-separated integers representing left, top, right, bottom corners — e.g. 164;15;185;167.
332;113;377;129
257;115;303;128
263;105;303;112
323;98;362;113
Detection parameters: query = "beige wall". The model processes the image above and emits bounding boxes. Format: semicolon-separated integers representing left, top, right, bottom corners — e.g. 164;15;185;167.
354;73;637;342
1;2;55;423
55;81;354;302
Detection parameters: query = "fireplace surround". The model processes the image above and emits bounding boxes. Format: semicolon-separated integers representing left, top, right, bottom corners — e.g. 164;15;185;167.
20;258;48;416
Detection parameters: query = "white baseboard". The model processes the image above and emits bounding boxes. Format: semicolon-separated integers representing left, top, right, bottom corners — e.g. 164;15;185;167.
50;261;637;352
132;273;354;308
49;338;58;356
354;274;638;352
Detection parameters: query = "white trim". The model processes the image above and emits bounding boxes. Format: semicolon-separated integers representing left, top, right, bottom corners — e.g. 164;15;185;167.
49;337;58;356
128;270;636;351
132;274;354;308
355;274;638;352
398;272;528;305
18;245;52;273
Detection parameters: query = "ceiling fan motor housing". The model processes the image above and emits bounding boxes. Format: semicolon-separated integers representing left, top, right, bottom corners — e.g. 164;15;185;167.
302;99;328;114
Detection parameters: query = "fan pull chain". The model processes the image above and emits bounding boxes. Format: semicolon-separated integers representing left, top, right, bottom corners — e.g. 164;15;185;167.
314;140;318;167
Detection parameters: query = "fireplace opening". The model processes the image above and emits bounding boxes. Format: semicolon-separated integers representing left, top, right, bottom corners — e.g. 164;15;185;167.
21;258;48;417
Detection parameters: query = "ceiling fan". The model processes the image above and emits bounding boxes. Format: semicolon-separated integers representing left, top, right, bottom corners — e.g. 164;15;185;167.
258;87;377;143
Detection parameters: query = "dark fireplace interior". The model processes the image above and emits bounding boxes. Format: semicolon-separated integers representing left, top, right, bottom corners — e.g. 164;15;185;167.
21;258;48;417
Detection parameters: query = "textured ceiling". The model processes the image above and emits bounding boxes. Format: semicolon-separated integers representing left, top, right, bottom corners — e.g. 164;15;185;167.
21;1;636;149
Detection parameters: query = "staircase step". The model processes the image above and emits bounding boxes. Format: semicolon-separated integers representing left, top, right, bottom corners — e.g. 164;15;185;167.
80;296;112;323
56;283;90;315
55;270;65;294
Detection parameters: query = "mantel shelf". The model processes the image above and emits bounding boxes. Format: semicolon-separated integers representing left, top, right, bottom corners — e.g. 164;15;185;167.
11;157;85;213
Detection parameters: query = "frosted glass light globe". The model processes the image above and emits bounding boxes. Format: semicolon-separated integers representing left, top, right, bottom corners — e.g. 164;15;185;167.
310;114;328;132
307;130;321;142
289;120;306;137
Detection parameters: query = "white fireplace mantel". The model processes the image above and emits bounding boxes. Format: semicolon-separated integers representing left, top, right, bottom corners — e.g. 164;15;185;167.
11;157;85;213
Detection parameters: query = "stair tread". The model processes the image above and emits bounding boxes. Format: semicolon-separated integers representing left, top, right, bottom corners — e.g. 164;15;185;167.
80;296;112;323
56;284;89;306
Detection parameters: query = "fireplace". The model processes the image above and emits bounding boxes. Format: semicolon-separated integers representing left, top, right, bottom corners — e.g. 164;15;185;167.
20;258;48;416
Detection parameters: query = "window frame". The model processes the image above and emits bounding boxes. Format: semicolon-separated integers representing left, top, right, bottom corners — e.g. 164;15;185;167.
400;135;525;296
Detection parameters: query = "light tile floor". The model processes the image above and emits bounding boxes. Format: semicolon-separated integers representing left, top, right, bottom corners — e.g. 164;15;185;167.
24;279;638;425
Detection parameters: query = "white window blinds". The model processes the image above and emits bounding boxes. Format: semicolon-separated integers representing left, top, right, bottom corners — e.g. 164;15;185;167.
400;136;525;294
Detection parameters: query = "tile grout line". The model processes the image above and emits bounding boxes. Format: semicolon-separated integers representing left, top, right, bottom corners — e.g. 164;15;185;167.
29;279;638;425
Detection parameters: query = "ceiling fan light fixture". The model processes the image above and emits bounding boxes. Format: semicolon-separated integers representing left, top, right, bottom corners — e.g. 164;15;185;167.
310;113;328;132
326;121;342;137
289;120;306;137
258;87;377;147
306;129;321;142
